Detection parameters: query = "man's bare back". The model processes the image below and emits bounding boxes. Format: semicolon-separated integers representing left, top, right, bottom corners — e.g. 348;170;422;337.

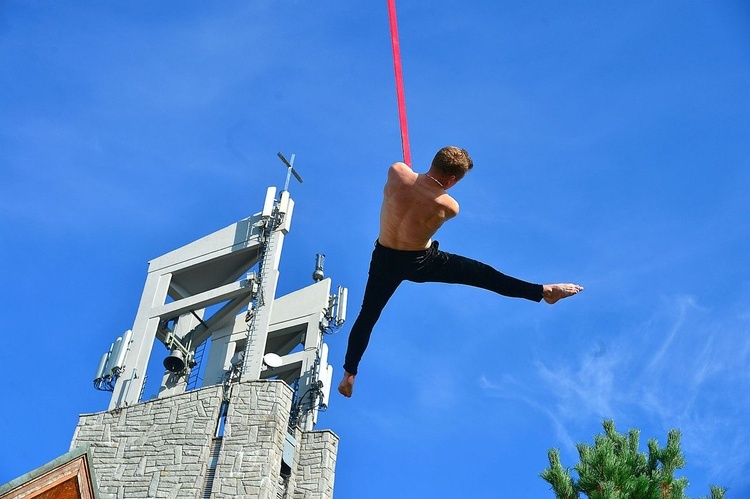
378;162;458;251
338;148;583;398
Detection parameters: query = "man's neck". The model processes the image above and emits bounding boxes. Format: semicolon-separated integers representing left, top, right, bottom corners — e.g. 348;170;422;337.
424;173;445;189
425;170;457;190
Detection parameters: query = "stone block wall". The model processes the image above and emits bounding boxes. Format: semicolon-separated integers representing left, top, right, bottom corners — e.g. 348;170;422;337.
212;381;293;498
71;380;338;499
294;431;338;499
71;385;225;498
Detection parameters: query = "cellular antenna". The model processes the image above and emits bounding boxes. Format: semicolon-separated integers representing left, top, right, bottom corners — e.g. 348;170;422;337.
277;152;303;191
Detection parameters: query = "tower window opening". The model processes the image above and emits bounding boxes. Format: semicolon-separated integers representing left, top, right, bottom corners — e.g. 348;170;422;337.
215;401;229;438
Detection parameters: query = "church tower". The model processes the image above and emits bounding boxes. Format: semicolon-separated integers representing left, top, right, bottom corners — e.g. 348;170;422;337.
72;155;346;498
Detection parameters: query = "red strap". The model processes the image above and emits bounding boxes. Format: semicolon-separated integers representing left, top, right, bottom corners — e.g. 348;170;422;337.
387;0;412;167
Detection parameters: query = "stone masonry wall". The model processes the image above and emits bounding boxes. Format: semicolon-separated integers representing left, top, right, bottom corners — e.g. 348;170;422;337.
294;431;339;499
71;385;225;499
212;380;292;499
71;380;337;499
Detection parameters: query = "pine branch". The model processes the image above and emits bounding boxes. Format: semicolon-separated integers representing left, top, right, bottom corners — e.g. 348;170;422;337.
541;448;578;499
541;420;726;499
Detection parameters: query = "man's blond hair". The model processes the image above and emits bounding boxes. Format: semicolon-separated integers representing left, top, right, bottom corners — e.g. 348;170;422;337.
431;146;473;179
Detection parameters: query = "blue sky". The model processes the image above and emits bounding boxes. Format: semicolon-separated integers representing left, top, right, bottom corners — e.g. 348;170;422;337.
1;1;748;497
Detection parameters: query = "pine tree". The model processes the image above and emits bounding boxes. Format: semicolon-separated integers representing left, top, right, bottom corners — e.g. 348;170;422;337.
540;420;726;499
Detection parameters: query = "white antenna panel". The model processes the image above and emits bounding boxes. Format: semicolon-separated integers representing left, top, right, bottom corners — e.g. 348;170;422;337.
278;190;291;215
104;337;123;375
94;352;109;382
318;342;332;410
336;286;348;324
319;342;329;369
262;186;277;218
320;364;334;410
280;198;294;234
110;329;132;373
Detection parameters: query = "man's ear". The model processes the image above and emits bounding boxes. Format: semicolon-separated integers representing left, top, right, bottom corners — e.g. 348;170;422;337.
446;175;458;189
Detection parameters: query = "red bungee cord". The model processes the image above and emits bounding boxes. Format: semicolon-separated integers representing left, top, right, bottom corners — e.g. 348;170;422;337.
387;0;412;167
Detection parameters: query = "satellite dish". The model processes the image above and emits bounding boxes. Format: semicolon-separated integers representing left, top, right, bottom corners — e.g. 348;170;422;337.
263;353;283;368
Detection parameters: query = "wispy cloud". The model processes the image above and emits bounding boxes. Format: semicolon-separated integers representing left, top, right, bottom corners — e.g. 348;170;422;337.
479;293;750;488
480;374;577;451
646;295;700;374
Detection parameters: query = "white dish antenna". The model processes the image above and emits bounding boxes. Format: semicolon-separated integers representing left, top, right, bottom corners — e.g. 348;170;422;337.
263;352;283;369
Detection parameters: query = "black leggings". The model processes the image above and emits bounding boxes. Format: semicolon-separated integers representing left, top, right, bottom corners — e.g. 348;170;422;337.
343;240;543;375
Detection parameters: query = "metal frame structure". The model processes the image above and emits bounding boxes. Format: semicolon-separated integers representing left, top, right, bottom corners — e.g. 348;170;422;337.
96;157;346;430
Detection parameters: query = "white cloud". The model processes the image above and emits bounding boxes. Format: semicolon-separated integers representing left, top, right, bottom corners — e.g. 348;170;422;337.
479;293;750;488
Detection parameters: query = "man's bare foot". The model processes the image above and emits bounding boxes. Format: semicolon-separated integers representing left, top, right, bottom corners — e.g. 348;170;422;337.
338;371;356;398
543;283;584;304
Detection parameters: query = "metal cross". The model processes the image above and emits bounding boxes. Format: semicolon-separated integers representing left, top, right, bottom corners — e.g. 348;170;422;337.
277;152;303;191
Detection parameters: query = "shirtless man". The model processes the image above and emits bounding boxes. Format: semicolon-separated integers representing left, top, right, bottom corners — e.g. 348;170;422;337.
338;146;583;397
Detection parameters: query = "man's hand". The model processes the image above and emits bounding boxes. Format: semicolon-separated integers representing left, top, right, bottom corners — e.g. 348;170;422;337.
542;283;584;304
338;371;356;398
